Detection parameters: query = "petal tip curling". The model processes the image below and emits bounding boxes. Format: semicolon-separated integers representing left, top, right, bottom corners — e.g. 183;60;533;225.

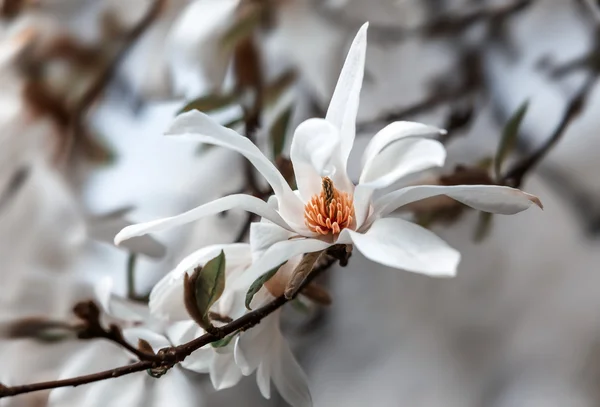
113;228;130;246
527;193;543;210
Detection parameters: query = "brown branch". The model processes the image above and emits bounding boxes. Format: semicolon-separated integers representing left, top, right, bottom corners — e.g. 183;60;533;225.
72;301;161;362
0;245;347;400
502;74;598;187
230;33;269;243
0;361;153;397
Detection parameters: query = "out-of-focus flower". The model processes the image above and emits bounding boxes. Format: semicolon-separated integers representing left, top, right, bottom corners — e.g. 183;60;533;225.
166;0;240;97
116;23;541;286
47;278;203;407
151;243;312;407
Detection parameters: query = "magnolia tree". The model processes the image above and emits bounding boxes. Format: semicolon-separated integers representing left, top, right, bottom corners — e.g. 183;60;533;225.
1;0;598;406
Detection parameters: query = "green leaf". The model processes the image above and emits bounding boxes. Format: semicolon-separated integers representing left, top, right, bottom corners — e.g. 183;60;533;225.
290;298;310;314
224;116;245;130
473;212;494;243
178;93;237;115
264;70;297;106
495;100;529;179
476;156;494;171
211;333;237;348
245;265;281;310
220;4;263;52
190;251;226;329
270;106;293;159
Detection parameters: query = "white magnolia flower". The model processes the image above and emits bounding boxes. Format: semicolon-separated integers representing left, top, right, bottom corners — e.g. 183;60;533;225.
151;243;312;407
47;278;203;407
115;22;541;287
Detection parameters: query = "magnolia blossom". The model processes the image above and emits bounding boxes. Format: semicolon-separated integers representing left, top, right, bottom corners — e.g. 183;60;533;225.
151;243;311;407
116;22;541;287
47;278;202;407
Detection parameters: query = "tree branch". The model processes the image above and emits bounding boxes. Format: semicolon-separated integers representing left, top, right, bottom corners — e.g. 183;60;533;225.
0;245;345;400
502;73;598;187
357;49;483;133
72;301;161;362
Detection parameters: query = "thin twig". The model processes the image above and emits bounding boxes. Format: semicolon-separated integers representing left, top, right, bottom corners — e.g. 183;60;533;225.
319;0;533;43
358;49;482;133
0;167;29;213
0;245;345;399
502;74;598;187
126;253;137;300
73;301;161;362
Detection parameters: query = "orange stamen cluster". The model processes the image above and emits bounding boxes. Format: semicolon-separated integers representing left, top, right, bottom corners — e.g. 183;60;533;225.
304;177;354;235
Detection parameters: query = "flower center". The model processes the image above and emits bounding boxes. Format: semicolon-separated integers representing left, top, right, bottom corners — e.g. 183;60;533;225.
304;177;354;235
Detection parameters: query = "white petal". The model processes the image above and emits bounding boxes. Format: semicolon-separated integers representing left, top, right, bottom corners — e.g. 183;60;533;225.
93;277;114;316
231;238;332;292
87;214;166;258
354;138;446;228
94;278;147;322
149;244;252;321
352;185;375;231
325;22;368;171
234;309;278;375
271;335;312;407
373;184;543;219
362;121;446;168
166;320;201;345
210;352;243;390
152;367;200;407
115;194;291;245
165;110;305;226
359;138;446;188
181;347;214;373
249;222;294;261
48;342;145;407
340;217;460;277
256;361;272;399
290;118;340;201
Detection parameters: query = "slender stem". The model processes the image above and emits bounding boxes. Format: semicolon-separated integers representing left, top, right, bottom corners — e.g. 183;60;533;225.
0;362;153;397
126;253;137;300
502;74;598;187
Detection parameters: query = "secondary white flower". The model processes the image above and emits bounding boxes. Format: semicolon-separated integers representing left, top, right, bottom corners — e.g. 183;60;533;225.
150;243;312;407
115;22;541;286
47;278;202;407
